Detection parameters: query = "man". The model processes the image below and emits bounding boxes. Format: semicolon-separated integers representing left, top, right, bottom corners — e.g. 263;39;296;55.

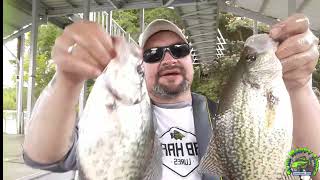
23;13;320;180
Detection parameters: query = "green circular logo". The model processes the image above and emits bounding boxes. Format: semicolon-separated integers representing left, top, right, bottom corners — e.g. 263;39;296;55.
286;147;319;176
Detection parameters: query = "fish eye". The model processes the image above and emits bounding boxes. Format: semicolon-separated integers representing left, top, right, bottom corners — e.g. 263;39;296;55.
246;54;257;62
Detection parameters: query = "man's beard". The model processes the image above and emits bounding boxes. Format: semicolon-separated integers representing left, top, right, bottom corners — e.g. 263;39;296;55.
152;65;191;99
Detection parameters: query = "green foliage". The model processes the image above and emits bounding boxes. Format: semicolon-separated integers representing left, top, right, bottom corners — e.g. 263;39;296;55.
25;23;63;54
218;13;269;41
3;87;28;110
112;9;140;40
312;56;320;90
144;8;184;29
5;9;319;110
6;23;61;111
85;79;96;98
112;7;183;41
23;24;61;98
192;55;240;102
223;39;245;56
3;88;16;110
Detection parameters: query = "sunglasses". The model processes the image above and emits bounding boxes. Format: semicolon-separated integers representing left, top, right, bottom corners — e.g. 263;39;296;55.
143;43;191;63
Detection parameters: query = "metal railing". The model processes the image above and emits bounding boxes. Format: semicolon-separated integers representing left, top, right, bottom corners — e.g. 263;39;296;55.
76;11;138;46
216;28;227;58
79;11;139;46
3;110;28;134
111;18;138;46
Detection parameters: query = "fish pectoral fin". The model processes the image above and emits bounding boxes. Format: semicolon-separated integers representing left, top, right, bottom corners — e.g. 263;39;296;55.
143;136;163;180
198;134;228;177
198;111;234;177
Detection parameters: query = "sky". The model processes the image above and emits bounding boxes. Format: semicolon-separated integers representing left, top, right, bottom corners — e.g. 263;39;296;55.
3;38;18;88
3;39;21;88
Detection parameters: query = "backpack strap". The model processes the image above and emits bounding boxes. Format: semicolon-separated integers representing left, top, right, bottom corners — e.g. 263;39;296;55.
191;93;221;180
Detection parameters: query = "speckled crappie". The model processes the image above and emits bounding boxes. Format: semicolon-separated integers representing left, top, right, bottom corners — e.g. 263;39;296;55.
199;34;297;179
77;38;162;180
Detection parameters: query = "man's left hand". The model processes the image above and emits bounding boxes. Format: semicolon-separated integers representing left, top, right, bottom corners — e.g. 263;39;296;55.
269;13;319;93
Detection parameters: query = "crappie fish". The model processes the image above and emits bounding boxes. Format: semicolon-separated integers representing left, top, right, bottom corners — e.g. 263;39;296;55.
77;38;162;180
199;34;296;179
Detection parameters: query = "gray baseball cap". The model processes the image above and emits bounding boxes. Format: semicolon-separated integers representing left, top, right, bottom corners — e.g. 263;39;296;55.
138;19;188;48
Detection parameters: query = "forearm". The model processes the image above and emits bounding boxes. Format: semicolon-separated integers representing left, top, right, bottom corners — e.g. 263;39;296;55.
289;81;320;179
23;73;83;164
290;81;320;152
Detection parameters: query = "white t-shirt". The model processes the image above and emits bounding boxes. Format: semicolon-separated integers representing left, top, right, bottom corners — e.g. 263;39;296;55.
153;102;202;180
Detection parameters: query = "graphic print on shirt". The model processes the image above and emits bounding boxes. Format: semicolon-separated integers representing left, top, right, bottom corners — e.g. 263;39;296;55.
160;127;199;177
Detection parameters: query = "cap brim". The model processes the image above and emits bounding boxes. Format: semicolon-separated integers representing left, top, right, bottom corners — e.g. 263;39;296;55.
139;19;188;48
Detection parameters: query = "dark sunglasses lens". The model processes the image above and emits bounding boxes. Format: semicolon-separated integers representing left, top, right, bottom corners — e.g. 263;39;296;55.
143;48;163;63
170;44;190;58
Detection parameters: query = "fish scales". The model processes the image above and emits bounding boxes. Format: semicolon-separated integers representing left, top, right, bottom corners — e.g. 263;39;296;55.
199;34;298;180
77;38;162;180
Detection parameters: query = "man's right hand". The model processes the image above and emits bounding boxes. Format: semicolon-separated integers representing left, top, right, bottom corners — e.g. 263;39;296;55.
52;20;117;85
23;21;118;166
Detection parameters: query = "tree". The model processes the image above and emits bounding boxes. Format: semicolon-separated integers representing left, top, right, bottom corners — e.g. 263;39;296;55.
144;7;184;30
10;23;63;99
3;87;28;110
5;9;319;108
112;7;183;41
191;55;240;101
218;12;269;41
6;23;62;111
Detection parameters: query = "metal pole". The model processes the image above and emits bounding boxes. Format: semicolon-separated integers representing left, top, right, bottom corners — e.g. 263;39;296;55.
16;38;20;133
288;0;296;16
253;20;258;34
98;12;101;24
17;35;25;134
89;12;93;20
102;12;105;28
83;0;90;19
107;11;112;35
79;0;90;116
140;8;145;33
27;0;39;120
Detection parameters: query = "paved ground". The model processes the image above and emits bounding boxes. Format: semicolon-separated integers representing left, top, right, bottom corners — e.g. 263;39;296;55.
3;133;75;180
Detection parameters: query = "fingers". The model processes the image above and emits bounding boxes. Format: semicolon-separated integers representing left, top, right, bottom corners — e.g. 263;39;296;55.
276;30;319;59
270;13;320;91
64;21;116;66
55;52;102;80
111;36;125;54
283;58;317;80
282;51;318;90
281;45;319;73
72;44;106;71
51;20;119;82
270;13;310;41
53;34;103;73
282;61;314;90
